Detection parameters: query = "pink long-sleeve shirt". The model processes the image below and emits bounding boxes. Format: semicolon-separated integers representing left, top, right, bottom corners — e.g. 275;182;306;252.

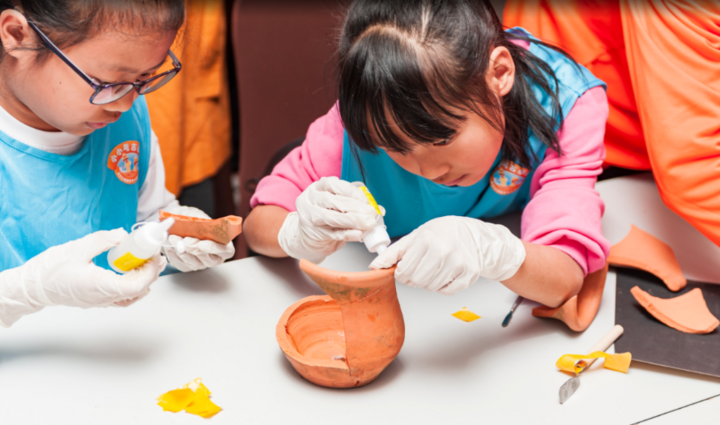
251;41;611;276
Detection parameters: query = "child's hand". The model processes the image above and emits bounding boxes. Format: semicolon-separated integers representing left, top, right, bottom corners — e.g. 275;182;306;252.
278;177;379;264
165;235;235;272
0;229;167;327
162;206;235;272
370;216;526;295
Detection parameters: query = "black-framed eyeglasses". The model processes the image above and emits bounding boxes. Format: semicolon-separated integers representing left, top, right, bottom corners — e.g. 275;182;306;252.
9;6;182;105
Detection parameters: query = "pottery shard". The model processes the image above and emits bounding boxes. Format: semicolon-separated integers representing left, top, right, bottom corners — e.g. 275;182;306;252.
276;261;404;388
533;263;608;332
630;286;719;334
609;225;686;292
158;210;242;245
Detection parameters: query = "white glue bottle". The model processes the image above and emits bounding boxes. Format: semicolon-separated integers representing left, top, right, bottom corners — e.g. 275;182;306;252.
352;182;391;255
107;218;175;274
362;214;391;255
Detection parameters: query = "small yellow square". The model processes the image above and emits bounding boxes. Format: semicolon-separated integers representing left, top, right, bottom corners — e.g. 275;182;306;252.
452;307;481;322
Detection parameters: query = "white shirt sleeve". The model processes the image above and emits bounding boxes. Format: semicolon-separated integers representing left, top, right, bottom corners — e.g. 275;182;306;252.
137;130;179;222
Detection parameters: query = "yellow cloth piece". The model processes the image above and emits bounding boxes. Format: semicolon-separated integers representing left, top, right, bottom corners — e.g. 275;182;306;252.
185;395;222;418
156;388;195;413
452;307;481;322
556;351;632;374
145;0;232;195
157;378;222;418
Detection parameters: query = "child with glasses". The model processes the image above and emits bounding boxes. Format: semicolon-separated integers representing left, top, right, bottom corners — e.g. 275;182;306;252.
0;0;234;327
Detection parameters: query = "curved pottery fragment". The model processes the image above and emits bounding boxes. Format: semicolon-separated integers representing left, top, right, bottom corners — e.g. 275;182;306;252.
533;263;608;332
158;210;243;245
608;225;686;291
276;260;404;388
631;286;719;334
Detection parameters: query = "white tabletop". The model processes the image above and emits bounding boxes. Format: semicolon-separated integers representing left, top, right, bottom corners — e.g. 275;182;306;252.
1;175;719;424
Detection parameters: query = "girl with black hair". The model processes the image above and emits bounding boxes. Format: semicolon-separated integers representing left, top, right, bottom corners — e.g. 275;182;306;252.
0;0;234;327
245;0;610;312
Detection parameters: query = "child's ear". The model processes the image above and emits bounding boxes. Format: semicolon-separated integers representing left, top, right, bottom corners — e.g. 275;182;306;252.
487;46;515;97
0;9;37;61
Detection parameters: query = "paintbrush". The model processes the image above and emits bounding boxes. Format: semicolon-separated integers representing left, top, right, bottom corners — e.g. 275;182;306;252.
502;296;523;327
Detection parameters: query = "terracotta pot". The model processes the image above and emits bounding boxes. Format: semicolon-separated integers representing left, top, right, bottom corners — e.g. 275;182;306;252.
276;259;405;388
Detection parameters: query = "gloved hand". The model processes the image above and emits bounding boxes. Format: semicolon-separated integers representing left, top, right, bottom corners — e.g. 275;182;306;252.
162;205;235;272
278;177;380;264
0;229;167;327
370;216;526;295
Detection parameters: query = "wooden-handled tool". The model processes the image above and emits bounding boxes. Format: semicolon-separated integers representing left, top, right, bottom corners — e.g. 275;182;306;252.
558;325;624;404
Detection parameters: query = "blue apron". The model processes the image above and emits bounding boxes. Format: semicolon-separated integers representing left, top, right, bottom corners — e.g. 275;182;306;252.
341;28;606;238
0;97;152;271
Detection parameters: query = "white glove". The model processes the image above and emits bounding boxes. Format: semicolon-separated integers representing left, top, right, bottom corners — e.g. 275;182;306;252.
278;176;380;264
0;229;167;327
162;205;235;272
370;216;526;295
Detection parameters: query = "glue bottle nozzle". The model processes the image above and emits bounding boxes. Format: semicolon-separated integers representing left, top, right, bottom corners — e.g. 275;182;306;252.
352;182;391;255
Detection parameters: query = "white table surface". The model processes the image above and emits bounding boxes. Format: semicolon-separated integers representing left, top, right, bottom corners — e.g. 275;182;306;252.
1;175;719;425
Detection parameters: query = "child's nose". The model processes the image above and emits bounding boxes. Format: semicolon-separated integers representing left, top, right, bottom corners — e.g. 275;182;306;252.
103;90;138;113
418;160;450;181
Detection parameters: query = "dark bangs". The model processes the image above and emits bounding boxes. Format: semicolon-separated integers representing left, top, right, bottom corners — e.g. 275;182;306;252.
338;1;503;155
338;0;575;169
339;31;469;154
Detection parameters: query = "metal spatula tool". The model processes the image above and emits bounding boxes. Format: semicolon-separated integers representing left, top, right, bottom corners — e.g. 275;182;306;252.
559;324;624;404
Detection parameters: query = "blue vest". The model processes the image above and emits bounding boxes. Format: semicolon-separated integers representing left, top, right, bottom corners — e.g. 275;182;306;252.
0;98;152;271
341;28;606;238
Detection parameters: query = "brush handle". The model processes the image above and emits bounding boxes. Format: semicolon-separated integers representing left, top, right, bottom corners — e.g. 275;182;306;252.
583;325;624;369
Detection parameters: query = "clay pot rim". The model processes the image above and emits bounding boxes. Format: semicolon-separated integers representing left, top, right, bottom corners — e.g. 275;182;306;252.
299;259;396;288
276;295;350;370
223;216;243;225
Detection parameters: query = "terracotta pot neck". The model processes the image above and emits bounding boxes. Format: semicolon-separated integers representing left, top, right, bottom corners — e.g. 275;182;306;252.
299;259;396;304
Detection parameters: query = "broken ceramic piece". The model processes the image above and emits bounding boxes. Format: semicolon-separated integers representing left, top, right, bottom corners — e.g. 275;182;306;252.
609;225;686;291
276;260;405;388
158;210;242;245
630;286;719;334
533;263;608;332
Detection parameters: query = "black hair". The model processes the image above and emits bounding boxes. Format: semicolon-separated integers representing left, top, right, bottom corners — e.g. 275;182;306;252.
338;0;575;169
0;0;185;62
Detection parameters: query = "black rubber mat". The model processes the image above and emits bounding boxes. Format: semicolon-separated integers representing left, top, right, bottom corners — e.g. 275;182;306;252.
615;267;720;378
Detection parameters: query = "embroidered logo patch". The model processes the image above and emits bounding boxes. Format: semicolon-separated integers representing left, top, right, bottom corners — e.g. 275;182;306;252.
490;159;529;195
107;141;140;184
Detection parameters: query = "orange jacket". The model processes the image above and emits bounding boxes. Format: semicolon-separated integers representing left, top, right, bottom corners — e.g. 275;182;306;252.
145;0;231;196
504;0;720;248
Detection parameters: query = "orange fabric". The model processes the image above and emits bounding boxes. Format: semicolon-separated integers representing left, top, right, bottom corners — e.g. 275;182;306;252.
504;0;647;169
504;0;720;248
608;225;686;292
145;0;231;195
